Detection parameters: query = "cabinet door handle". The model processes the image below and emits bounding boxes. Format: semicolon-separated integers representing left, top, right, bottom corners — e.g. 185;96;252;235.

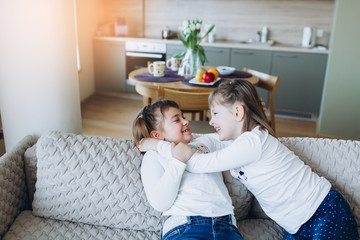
233;51;254;55
206;49;224;54
274;54;298;59
126;52;164;59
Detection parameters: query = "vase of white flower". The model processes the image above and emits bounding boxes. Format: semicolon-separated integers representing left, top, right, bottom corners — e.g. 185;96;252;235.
174;19;215;77
178;48;200;77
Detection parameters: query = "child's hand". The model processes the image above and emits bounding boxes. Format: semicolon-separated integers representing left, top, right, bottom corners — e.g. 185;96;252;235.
259;97;267;112
171;142;196;163
137;138;160;152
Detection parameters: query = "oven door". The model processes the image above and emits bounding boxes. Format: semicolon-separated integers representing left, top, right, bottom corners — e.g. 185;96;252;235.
126;52;166;76
126;51;166;92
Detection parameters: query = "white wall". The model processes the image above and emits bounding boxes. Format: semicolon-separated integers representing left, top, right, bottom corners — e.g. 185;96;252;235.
76;0;100;101
0;0;82;151
318;0;360;140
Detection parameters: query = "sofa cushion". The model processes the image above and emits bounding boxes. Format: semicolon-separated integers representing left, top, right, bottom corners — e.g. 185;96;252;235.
249;197;270;220
4;211;160;240
223;170;253;221
238;219;283;240
32;131;161;231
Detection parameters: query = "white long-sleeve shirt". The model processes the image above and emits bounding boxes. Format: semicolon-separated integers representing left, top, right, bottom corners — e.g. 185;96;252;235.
141;134;234;217
157;127;331;234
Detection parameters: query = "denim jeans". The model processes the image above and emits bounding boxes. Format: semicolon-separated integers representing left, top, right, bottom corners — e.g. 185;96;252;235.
162;215;244;240
283;187;359;240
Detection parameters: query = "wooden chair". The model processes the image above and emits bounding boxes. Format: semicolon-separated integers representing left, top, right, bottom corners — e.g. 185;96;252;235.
163;88;210;121
243;67;280;132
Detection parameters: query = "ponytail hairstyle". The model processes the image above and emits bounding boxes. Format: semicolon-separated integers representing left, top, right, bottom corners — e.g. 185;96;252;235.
209;80;275;137
132;99;180;145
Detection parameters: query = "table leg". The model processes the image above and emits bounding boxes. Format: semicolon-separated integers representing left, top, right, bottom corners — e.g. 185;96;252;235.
143;97;152;106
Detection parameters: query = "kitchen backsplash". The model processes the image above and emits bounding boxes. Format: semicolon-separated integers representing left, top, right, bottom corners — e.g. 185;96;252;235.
99;0;334;47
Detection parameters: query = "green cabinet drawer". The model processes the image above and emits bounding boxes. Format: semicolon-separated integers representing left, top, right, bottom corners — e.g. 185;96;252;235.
203;46;230;67
230;49;272;73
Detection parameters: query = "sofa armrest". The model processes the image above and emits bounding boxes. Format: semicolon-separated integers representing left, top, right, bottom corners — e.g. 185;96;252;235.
0;135;38;238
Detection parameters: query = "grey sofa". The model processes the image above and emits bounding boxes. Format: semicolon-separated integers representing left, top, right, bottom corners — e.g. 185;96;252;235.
1;131;359;240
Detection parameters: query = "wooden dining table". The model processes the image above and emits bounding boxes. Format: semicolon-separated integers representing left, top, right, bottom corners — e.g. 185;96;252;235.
128;67;259;106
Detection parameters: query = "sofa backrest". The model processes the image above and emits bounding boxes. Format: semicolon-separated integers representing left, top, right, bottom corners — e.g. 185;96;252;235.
24;132;360;231
32;131;162;231
279;137;360;228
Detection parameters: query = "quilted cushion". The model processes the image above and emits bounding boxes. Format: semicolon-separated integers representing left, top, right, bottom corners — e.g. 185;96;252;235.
4;211;160;240
238;219;283;240
223;170;253;221
32;131;161;231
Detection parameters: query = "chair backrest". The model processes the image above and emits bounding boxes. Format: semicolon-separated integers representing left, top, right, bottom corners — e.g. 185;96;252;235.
163;88;210;120
163;88;210;111
243;67;280;132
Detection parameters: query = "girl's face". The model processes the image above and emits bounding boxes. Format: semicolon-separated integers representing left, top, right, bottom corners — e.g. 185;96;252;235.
157;107;192;144
209;102;244;141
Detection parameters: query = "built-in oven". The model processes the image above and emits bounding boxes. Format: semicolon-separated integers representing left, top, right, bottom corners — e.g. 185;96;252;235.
125;41;166;92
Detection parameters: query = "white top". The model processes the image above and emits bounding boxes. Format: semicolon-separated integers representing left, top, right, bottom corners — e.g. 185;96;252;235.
158;127;331;233
141;134;234;217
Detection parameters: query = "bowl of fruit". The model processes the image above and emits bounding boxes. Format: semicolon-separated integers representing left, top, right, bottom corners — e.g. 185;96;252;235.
216;66;236;76
190;67;220;85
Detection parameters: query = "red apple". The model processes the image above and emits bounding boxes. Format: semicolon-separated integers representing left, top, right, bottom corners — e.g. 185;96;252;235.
203;72;215;83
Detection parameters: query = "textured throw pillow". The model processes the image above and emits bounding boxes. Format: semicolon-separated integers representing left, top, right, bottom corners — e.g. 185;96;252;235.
33;131;161;231
223;170;253;221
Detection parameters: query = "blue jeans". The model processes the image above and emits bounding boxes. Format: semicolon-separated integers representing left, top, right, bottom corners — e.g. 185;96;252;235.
162;215;244;240
283;188;359;240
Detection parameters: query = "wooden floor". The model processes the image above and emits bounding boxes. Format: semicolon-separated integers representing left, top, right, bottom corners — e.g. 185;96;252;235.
81;94;318;139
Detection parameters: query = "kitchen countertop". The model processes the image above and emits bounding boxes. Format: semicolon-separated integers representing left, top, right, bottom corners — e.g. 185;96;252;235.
94;36;329;54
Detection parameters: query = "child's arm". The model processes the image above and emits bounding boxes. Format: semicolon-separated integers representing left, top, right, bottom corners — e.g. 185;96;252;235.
138;138;194;163
155;133;260;173
141;151;186;212
192;133;233;151
153;134;231;161
137;138;161;152
185;133;261;173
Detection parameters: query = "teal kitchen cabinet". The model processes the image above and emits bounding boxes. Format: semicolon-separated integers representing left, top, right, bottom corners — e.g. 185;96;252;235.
166;44;186;60
203;46;230;67
230;48;272;105
271;51;328;115
93;39;127;92
230;49;272;73
166;44;230;67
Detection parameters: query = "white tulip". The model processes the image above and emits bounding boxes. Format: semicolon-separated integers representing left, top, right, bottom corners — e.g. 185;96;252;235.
196;23;201;30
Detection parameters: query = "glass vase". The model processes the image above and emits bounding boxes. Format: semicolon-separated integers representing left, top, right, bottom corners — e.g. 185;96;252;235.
178;49;200;77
